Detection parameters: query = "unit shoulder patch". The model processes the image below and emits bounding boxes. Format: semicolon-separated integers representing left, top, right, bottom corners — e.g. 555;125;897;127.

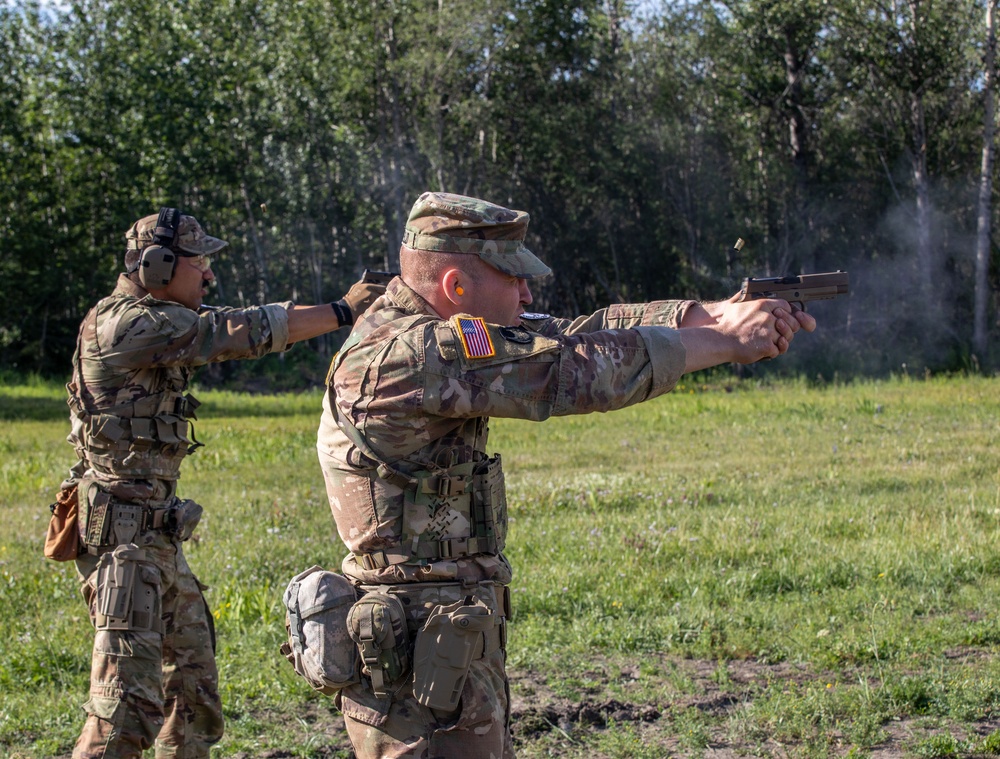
498;326;533;344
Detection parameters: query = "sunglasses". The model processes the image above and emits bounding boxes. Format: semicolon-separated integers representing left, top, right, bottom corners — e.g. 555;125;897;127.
183;254;212;272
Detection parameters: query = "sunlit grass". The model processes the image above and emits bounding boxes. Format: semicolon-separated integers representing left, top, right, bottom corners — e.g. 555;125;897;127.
2;374;999;756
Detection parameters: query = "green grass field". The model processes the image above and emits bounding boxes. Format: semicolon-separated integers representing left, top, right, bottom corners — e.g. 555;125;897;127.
2;374;999;758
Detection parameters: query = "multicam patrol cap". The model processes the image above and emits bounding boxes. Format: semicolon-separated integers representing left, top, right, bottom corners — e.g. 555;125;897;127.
403;192;552;279
125;212;228;257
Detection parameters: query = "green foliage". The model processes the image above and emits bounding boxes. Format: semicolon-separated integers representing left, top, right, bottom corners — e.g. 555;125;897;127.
1;0;997;379
982;728;1000;754
911;732;961;758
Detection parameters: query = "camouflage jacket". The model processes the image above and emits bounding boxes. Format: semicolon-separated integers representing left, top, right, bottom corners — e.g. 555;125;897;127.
317;277;695;585
68;274;291;502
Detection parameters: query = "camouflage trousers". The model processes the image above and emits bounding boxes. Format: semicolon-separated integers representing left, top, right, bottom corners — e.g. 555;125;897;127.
72;535;224;759
338;648;513;758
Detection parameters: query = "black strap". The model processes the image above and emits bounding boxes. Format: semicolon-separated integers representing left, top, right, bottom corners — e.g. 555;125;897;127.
153;207;181;247
330;299;353;327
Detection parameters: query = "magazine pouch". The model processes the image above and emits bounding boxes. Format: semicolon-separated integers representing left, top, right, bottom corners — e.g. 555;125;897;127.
346;591;411;698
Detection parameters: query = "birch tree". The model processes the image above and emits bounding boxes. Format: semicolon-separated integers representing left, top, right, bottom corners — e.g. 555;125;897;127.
974;0;997;362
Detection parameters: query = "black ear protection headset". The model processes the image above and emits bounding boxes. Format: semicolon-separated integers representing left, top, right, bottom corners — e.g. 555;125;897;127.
135;207;182;288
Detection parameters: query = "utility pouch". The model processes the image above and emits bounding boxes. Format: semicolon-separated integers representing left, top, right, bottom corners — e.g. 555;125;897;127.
280;566;360;695
347;592;411;698
44;483;81;561
168;498;203;542
412;597;494;712
94;544;158;631
472;454;507;553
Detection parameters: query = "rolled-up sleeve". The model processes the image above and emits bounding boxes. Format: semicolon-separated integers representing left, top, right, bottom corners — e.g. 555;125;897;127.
332;300;692;461
258;302;291;353
370;321;686;426
633;326;687;397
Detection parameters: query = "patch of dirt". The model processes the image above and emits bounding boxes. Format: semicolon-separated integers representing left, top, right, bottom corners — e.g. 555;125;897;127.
504;652;998;757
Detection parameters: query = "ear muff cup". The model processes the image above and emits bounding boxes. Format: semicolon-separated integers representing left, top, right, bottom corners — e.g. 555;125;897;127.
137;244;177;288
133;206;182;288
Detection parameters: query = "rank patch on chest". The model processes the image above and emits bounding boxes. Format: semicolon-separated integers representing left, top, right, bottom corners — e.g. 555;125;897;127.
457;316;495;359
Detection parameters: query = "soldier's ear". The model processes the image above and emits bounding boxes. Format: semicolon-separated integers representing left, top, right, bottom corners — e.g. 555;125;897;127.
441;268;464;307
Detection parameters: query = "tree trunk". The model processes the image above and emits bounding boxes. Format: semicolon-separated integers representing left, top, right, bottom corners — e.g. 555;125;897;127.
375;2;406;272
974;0;997;362
910;89;934;299
241;183;269;304
784;27;813;271
907;0;935;302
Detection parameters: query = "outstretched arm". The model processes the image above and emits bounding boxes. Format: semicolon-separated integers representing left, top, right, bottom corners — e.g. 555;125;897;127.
286;278;386;344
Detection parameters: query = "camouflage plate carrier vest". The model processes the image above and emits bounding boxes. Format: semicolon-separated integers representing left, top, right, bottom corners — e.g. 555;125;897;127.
328;322;507;572
67;306;202;482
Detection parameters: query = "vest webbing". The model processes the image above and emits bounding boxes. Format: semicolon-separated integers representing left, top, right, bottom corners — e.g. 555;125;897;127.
68;308;203;463
328;329;502;567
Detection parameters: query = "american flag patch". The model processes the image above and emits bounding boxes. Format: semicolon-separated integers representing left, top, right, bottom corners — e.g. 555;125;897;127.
456;316;495;359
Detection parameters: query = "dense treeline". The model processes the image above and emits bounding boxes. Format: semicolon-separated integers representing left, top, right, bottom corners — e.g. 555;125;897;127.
1;0;997;382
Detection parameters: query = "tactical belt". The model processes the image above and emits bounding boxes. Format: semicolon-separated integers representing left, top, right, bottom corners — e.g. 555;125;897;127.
358;580;509;658
354;535;496;570
140;505;172;532
84;495;175;555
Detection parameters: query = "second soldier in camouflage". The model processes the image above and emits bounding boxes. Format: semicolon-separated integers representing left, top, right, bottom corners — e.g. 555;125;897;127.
65;208;384;759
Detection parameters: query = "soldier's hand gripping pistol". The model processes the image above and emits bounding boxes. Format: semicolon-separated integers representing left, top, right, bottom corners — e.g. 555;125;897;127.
731;239;849;311
334;269;400;326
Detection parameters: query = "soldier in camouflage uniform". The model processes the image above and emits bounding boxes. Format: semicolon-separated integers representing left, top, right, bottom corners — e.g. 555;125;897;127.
66;209;383;759
316;192;816;758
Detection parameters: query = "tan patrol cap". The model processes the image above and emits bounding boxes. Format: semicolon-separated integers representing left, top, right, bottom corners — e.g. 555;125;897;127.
403;192;551;279
125;212;228;256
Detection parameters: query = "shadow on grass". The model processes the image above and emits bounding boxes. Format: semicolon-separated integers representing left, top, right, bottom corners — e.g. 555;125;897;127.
0;394;69;422
0;391;322;422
